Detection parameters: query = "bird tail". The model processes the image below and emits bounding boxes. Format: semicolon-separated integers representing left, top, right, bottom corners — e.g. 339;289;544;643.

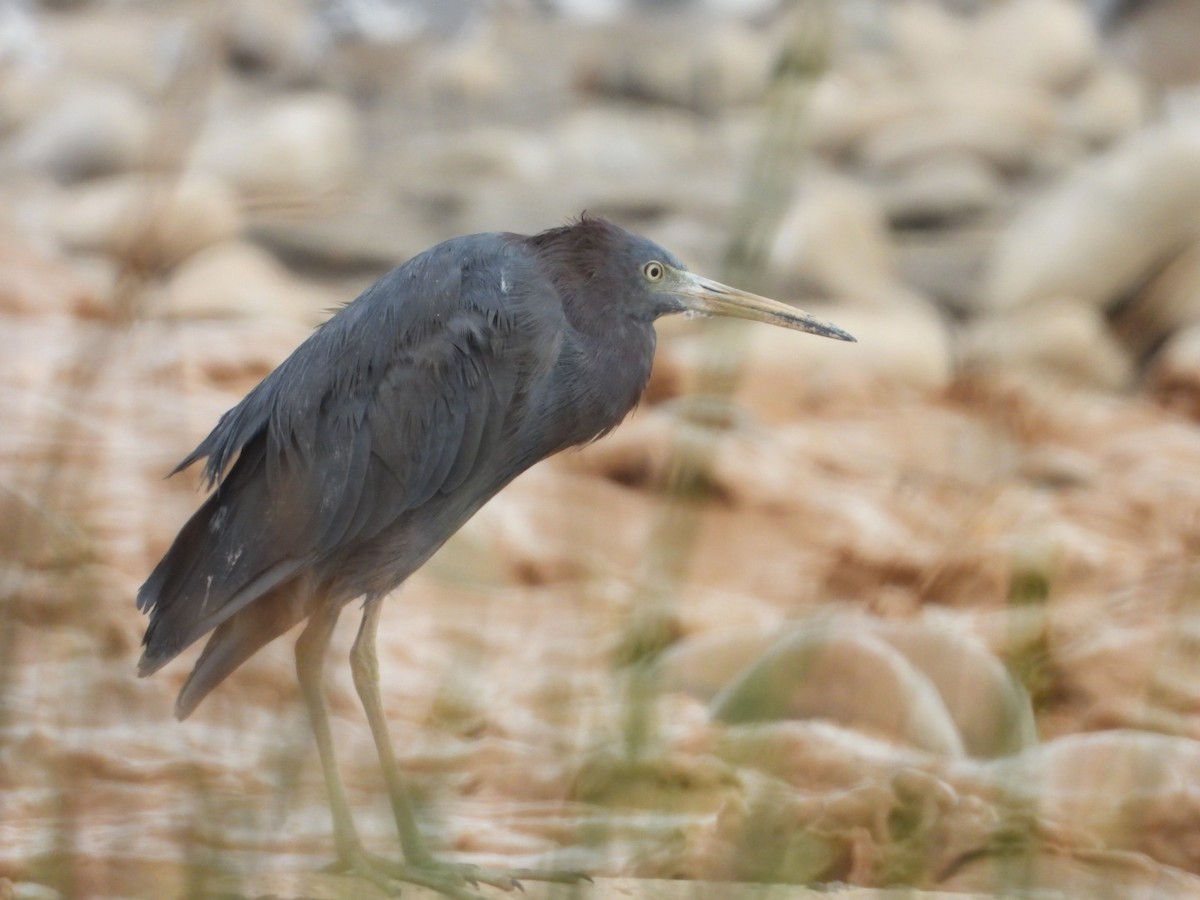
137;490;230;677
137;439;304;679
173;580;317;719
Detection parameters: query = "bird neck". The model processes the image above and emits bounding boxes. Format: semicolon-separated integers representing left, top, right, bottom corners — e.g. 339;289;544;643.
567;316;657;444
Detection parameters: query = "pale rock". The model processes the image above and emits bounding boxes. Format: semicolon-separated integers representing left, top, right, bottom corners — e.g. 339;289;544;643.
410;127;553;183
943;845;1200;898
698;0;782;17
658;625;783;702
869;620;1036;758
13;82;152;181
859;79;1059;175
8;880;63;900
1061;64;1149;147
59;254;120;318
972;0;1099;91
709;625;967;757
1112;239;1200;358
553;106;709;183
989;731;1200;869
417;32;514;104
224;0;326;83
247;202;423;274
153;241;331;322
1017;444;1100;489
768;172;898;303
577;20;772;111
984;124;1200;312
808;73;926;157
0;67;57;137
0;239;98;317
44;9;175;95
878;152;1003;227
130;318;312;395
55;173;242;271
896;228;993;314
887;0;973;78
660;617;1035;759
191;93;361;200
1100;0;1200;88
662;303;950;423
1146;324;1200;422
958;300;1134;391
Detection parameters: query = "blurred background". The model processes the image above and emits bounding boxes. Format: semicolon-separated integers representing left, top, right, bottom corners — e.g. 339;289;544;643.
7;0;1200;897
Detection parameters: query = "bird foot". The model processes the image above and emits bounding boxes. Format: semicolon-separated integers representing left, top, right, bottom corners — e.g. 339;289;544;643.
329;847;591;898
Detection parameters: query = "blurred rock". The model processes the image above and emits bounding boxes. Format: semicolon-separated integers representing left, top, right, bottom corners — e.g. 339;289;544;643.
0;238;99;317
130;318;312;394
972;0;1098;91
13;82;152;182
887;0;972;78
1146;324;1200;421
878;152;1003;228
1098;0;1200;88
896;228;993;314
417;32;514;105
710;625;967;756
661;616;1035;759
768;172;899;304
1061;64;1149;148
8;880;63;900
576;19;772;111
43;7;175;95
958;301;1134;391
224;0;326;83
658;625;776;701
153;241;331;322
54;173;242;272
870;620;1036;758
858;80;1059;175
413;126;553;183
943;844;1200;897
989;731;1200;870
190;93;361;200
809;74;926;158
1113;239;1200;358
984;124;1200;312
552;106;703;183
247;214;410;275
0;66;57;137
663;303;952;422
892;0;1099;92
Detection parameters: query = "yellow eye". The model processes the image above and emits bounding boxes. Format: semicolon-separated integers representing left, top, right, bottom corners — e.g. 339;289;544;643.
642;261;665;282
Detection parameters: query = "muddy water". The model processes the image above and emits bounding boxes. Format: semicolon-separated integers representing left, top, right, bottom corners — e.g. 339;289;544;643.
6;310;1200;898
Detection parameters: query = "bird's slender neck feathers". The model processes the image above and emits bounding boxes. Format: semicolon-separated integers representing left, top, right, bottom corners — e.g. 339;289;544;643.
520;216;657;446
523;215;638;335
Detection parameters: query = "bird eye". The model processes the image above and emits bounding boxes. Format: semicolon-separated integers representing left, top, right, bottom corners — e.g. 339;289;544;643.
642;261;665;282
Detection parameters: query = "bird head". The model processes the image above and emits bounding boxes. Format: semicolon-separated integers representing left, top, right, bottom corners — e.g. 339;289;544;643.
626;233;856;343
528;216;855;343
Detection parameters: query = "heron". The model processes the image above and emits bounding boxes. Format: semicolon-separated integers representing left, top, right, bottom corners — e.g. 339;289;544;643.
137;215;855;897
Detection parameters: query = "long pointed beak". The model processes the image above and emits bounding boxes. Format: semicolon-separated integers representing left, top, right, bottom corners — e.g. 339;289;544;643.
671;273;856;342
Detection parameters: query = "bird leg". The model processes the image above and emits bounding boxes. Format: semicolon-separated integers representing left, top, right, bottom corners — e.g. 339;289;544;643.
349;597;436;867
295;601;359;857
294;601;409;896
349;598;591;895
